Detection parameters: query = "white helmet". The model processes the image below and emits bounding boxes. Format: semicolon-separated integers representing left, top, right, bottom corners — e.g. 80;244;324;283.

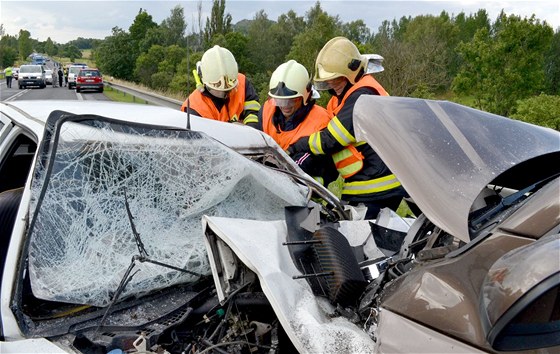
268;60;312;105
199;45;238;91
314;37;365;88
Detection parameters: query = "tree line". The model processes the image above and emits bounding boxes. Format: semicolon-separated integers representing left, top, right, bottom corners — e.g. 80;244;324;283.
1;0;558;129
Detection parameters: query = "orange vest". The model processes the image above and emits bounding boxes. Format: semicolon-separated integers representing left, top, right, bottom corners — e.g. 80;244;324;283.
181;74;247;123
262;99;331;150
326;75;388;115
328;75;389;178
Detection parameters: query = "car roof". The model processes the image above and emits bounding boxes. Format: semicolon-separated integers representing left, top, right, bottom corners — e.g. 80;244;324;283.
1;100;279;152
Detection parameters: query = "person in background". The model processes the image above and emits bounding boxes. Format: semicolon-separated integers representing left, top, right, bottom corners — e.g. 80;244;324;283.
57;67;64;88
52;67;58;87
288;37;406;219
4;66;13;88
63;66;68;87
181;45;260;124
252;59;337;186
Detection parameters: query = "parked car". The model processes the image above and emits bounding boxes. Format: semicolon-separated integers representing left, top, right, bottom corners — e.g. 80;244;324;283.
0;98;558;354
44;69;53;85
11;67;19;81
17;64;46;89
67;64;88;89
75;68;103;93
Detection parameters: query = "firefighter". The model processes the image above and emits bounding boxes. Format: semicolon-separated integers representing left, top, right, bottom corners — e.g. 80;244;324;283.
181;45;260;124
254;60;337;185
288;37;406;219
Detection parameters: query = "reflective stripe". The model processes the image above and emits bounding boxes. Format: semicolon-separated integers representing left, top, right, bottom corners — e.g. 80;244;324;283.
229;114;239;122
327;116;355;146
337;160;363;178
243;114;258;124
244;100;261;111
332;145;364;178
309;132;324;155
341;174;401;195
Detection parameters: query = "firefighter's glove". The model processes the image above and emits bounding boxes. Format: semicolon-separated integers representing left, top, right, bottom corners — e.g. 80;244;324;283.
287;136;310;156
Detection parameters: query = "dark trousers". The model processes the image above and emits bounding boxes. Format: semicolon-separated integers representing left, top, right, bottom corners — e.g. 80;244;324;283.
6;76;12;88
349;195;404;220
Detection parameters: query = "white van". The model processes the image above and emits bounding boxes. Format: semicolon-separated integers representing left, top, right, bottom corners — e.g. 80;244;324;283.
17;64;46;89
67;64;88;89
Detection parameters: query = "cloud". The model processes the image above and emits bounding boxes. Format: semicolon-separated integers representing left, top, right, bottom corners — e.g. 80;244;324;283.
1;0;558;43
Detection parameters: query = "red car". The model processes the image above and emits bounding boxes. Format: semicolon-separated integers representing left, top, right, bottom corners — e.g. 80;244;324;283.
75;68;103;93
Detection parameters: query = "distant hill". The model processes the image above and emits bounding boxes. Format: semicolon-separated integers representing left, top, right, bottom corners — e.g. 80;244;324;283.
233;18;276;34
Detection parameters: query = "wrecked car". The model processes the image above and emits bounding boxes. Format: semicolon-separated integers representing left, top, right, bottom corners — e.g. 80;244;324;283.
1;97;559;353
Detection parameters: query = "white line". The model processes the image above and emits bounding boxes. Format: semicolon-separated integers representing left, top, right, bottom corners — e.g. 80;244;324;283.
4;89;29;102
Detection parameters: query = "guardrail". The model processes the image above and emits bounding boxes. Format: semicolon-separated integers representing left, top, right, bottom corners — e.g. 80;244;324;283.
104;81;183;110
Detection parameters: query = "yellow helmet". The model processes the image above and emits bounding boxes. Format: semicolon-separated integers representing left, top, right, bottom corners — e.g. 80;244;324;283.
199;45;238;91
268;60;312;104
314;37;365;88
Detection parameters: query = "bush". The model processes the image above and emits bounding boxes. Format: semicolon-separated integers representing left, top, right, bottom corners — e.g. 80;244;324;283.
511;94;560;130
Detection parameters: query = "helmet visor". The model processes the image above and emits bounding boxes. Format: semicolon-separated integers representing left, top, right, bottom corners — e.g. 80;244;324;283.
313;76;348;92
269;81;299;99
272;97;299;108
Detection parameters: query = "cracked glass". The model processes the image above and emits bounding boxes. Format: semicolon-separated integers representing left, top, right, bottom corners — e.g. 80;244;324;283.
27;114;307;307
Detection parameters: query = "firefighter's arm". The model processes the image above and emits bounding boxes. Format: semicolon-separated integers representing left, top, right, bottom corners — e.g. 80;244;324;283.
241;79;261;125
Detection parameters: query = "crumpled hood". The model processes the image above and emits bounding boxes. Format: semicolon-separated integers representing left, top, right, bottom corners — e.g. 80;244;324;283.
353;95;560;242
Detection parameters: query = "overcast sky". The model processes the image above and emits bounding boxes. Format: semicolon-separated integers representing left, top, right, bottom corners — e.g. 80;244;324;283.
1;0;559;43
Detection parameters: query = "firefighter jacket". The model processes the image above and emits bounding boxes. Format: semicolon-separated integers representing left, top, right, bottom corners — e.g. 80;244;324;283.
303;75;403;202
257;99;338;186
181;73;260;124
260;99;331;150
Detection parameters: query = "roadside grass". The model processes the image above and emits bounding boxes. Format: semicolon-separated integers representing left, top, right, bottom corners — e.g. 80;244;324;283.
102;84;151;104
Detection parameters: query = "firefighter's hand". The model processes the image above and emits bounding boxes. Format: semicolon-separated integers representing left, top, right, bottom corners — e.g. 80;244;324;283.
287;136;309;155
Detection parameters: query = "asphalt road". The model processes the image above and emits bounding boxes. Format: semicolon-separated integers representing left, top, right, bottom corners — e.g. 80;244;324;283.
0;76;110;102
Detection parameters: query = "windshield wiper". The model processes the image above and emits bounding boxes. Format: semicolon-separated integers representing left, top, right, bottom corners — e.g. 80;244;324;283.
124;188;148;258
470;173;560;230
96;190;204;332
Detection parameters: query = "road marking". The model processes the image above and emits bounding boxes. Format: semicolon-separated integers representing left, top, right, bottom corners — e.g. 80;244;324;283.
4;89;29;101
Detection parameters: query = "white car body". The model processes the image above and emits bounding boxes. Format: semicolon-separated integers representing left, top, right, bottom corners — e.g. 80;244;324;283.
67;65;88;89
0;100;344;352
1;97;558;354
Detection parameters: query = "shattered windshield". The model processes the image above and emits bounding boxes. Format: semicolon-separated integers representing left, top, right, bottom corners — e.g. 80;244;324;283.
27;114;308;307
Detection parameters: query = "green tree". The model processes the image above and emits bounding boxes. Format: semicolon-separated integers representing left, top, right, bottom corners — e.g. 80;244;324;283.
18;30;33;60
62;45;82;62
204;0;232;47
161;5;187;46
95;27;135;80
511;94;560;130
544;30;560;94
342;19;371;44
129;9;157;54
44;37;56;56
454;13;554;115
270;10;305;63
134;44;165;87
0;32;19;67
247;10;275;74
289;2;341;73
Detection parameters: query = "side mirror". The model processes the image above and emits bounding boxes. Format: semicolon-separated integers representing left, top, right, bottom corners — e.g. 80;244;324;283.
480;234;560;351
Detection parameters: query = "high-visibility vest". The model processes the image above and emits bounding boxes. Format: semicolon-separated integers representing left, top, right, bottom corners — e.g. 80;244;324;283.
327;75;389;178
5;67;13;76
261;99;331;150
181;74;248;123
